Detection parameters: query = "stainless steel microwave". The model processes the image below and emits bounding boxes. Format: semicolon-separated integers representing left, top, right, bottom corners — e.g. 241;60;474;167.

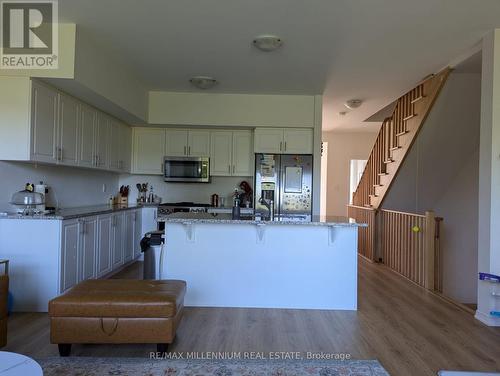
163;156;210;183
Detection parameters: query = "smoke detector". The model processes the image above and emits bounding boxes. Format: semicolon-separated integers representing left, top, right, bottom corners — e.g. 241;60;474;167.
344;99;363;110
252;35;283;52
189;76;218;89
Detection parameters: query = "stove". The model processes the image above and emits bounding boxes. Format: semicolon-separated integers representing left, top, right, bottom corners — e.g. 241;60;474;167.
158;202;211;216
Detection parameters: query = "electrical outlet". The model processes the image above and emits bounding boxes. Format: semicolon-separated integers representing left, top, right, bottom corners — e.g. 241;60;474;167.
102;184;106;193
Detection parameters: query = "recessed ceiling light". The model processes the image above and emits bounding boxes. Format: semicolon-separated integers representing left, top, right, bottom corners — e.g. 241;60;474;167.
252;35;283;52
189;76;218;89
344;99;363;110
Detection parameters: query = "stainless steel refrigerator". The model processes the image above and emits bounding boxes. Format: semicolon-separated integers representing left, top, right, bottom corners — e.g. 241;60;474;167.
254;154;313;220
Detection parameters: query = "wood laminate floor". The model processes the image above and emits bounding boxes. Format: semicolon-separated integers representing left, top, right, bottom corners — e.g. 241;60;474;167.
3;258;500;376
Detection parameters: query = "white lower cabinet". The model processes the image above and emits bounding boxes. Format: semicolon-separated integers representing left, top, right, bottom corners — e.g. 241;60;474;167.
134;210;142;259
80;216;97;281
61;219;80;293
112;212;124;268
124;210;136;263
61;209;144;293
97;214;113;277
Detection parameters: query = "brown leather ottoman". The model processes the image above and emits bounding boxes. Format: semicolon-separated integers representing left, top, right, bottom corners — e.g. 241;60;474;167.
49;279;186;356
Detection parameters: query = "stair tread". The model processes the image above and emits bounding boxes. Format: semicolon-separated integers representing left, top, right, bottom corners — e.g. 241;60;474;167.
390;146;401;151
384;159;394;164
396;131;408;137
411;95;425;103
403;114;416;121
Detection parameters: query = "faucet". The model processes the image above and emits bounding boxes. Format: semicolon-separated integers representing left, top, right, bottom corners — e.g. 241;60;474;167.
259;197;274;221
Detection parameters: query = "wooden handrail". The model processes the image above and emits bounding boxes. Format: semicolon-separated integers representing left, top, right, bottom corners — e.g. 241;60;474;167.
380;209;426;217
348;204;376;211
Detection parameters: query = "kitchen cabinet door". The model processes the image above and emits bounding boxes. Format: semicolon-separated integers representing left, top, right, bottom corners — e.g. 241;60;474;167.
97;214;113;277
31;81;58;163
58;93;79;166
95;113;110;169
79;104;97;168
283;129;313;154
61;220;80;293
134;209;142;258
124;211;135;263
121;124;132;173
188;130;210;157
232;130;253;176
112;213;124;268
132;128;166;174
141;207;158;236
109;119;122;171
254;128;284;154
210;131;233;176
165;129;188;156
80;217;97;281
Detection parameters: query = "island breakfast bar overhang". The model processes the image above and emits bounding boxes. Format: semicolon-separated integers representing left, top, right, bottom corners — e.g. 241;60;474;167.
159;217;364;310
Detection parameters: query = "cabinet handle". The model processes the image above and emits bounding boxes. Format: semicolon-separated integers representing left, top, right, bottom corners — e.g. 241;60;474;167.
184;146;187;155
284;142;287;152
228;165;231;173
188;146;191;155
59;147;63;161
280;141;283;152
233;165;235;174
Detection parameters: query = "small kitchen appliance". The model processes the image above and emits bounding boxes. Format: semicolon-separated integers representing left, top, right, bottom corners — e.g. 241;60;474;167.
163;156;210;183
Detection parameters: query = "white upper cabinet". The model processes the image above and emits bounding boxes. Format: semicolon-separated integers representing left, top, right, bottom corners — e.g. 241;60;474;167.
31;80;58;163
58;93;79;166
210;131;233;176
0;79;132;173
95;113;110;169
165;129;188;157
254;128;284;154
188;130;211;156
254;128;313;154
79;104;97;168
121;125;132;173
283;129;313;154
210;130;253;177
132;128;166;175
232;130;253;176
165;129;211;157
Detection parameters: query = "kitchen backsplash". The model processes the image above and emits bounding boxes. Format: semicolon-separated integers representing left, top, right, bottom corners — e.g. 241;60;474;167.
0;161;119;212
0;161;253;212
118;174;253;205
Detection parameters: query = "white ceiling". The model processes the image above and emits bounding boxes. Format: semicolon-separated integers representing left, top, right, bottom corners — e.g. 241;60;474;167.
58;0;500;131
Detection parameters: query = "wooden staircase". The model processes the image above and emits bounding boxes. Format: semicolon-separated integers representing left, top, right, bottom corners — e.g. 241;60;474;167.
352;68;451;209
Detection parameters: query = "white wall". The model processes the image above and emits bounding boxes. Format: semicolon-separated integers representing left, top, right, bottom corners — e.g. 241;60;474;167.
0;162;119;212
149;92;317;128
118;175;253;206
382;72;481;304
322;132;378;216
477;29;500;326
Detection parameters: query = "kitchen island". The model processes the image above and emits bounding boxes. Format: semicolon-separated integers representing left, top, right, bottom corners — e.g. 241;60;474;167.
158;214;365;310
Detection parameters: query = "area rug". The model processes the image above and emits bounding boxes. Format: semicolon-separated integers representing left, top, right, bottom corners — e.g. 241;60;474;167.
37;357;390;376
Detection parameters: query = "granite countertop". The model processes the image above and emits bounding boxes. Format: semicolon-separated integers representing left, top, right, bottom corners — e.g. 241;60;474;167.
157;213;367;227
0;203;158;220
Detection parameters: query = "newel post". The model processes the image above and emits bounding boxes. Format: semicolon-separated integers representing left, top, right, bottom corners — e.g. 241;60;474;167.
424;210;436;290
